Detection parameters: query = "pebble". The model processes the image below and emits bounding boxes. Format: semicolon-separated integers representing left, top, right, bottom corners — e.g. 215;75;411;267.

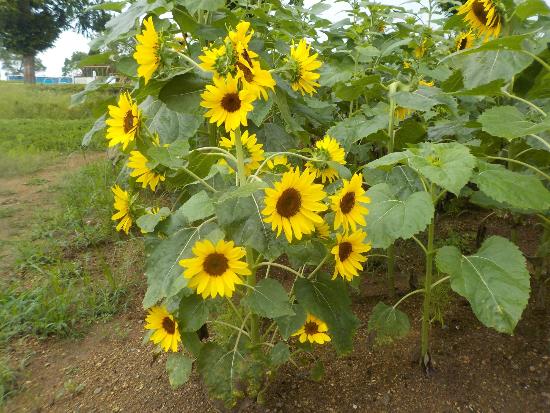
529;366;536;372
94;387;102;395
353;404;358;409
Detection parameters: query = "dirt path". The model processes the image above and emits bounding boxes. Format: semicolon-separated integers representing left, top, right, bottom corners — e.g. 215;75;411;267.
0;151;105;275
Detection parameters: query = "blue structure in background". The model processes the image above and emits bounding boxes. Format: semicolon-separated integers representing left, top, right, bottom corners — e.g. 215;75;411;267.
6;75;73;84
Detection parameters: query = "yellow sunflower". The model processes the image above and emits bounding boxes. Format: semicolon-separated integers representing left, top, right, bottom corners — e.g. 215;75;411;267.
179;239;251;299
330;173;370;232
305;135;346;184
219;130;265;175
262;167;328;242
111;185;133;234
458;0;502;41
419;79;434;87
237;59;276;100
414;38;427;58
287;39;322;96
314;221;330;239
456;31;475;51
128;150;165;191
145;306;181;352
133;16;160;84
331;230;371;281
226;21;254;52
395;106;413;122
200;74;255;132
106;92;141;150
267;155;291;173
292;313;331;344
198;44;229;74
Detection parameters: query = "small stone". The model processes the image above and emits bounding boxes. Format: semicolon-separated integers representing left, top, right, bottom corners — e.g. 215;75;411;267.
529;366;536;372
353;404;358;409
94;387;102;395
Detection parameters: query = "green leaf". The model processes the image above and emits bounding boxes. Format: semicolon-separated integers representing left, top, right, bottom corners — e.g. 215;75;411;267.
177;190;215;223
179;0;224;14
478;106;550;140
365;151;410;169
284;239;327;268
215;182;268;204
82;114;105;146
273;87;304;133
181;332;203;357
196;342;232;402
408;142;476;195
471;162;550;211
136;207;171;233
310;360;325;382
327;114;387;151
146;139;190;169
166;353;193;388
242;279;294;319
294;275;359;354
435;236;530;334
270;342;291;367
178;294;209;332
275;303;307;340
392;91;438;112
365;183;434;249
249;97;273;127
516;0;550;19
367;302;410;344
158;73;205;113
319;58;354;87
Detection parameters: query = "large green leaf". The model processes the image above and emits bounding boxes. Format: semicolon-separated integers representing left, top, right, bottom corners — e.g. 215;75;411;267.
178;294;209;332
408;142;476;195
166;353;193;388
146;139;190;169
435;236;530;334
242;279;294;319
294;275;359;354
196;343;232;402
471;162;550;212
177;190;215;223
478;105;550;140
319;58;354;87
365;183;434;249
392;91;438;112
136;207;171;233
327;114;387;150
179;0;225;14
367;302;410;344
515;0;550;19
275;302;307;339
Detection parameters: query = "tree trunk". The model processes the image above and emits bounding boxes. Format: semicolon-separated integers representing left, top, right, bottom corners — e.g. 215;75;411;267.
23;54;36;84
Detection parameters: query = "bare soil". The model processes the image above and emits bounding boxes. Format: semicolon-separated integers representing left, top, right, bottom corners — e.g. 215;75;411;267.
3;177;550;412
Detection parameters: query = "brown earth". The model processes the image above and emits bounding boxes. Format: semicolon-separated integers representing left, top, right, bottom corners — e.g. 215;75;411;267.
3;164;550;412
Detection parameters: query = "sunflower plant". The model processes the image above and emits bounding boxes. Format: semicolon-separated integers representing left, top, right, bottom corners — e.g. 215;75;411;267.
83;0;550;405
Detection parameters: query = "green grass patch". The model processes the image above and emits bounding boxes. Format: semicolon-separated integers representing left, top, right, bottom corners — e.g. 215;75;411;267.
0;206;18;219
0;353;17;404
0;148;58;178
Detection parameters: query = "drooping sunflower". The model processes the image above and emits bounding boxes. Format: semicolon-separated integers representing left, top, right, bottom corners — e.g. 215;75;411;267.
133;16;160;84
111;185;133;234
314;220;331;239
287;39;322;96
394;106;413;122
331;174;370;232
145;306;181;352
128;150;165;191
200;74;255;132
219;130;265;175
458;0;502;41
262;167;328;242
179;239;251;299
455;31;475;51
292;313;331;344
331;230;371;281
305;135;346;184
198;44;230;75
267;155;291;173
106;92;141;150
237;59;276;101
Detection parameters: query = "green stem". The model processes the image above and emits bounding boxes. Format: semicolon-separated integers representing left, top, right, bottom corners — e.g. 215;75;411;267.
234;128;247;186
181;166;217;192
392;288;424;309
255;262;303;278
386;244;396;298
521;50;550;73
207;320;250;337
529;134;550;152
307;254;329;279
420;185;436;363
485;156;550;182
251;152;324;179
208;123;218;147
176;51;205;72
503;91;547;117
430;275;450;289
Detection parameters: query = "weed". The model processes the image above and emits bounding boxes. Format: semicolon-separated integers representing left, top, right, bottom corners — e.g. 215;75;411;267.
0;354;17;404
24;178;49;186
0;207;18;219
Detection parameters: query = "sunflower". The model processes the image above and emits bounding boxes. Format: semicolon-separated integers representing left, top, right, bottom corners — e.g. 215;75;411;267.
292;313;331;344
199;44;229;74
456;31;475;51
179;239;251;299
237;59;276;100
414;39;427;58
111;185;133;234
458;0;502;41
305;135;346;184
419;79;434;87
145;306;181;352
128;150;165;191
262;167;328;242
219;130;265;175
314;221;330;239
330;174;370;232
200;74;255;132
394;106;413;122
106;92;141;150
133;16;160;84
267;155;291;173
287;39;322;95
331;230;371;281
226;21;254;52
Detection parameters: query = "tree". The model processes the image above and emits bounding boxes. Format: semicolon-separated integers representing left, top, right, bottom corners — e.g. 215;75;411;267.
0;46;46;75
62;51;88;76
0;0;109;83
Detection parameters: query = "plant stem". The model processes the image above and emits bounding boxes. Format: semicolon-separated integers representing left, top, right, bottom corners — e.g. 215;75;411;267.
251;152;323;179
386;244;396;298
485;156;550;182
176;51;205;72
307;254;329;279
233;128;247;186
181;166;217;192
208;123;218;147
420;184;436;363
255;262;303;278
529;134;550;152
520;50;550;73
392;288;424;309
503;90;547;117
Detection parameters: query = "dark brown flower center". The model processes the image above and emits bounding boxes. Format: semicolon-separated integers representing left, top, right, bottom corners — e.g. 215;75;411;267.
340;192;355;214
242;49;253;67
472;0;489;25
203;253;229;276
123;110;135;133
338;241;353;262
304;321;319;335
276;188;302;218
221;93;241;112
237;62;254;82
162;316;176;334
458;37;468;50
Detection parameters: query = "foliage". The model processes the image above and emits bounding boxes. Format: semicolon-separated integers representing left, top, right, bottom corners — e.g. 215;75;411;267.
0;47;45;74
62;51;89;76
